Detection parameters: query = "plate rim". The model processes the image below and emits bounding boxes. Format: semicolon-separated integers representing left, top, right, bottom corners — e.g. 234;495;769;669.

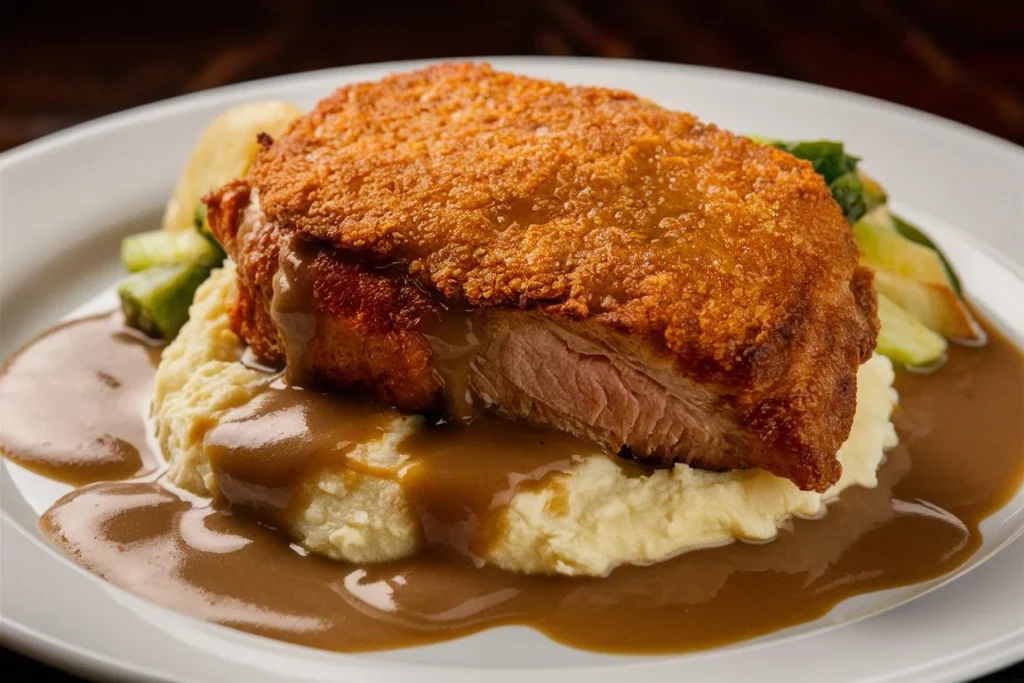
2;56;1022;170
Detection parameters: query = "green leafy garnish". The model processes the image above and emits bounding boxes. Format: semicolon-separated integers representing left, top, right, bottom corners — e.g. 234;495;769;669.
827;172;867;225
758;138;866;223
766;140;860;185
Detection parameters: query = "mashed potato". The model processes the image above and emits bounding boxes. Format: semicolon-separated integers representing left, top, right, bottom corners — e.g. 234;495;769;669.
154;264;898;577
153;263;422;563
489;354;898;575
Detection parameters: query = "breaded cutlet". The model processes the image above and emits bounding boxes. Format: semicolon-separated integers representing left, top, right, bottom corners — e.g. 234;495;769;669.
207;62;878;492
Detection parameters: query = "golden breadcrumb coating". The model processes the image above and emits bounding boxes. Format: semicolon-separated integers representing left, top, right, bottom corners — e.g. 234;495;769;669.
208;63;878;492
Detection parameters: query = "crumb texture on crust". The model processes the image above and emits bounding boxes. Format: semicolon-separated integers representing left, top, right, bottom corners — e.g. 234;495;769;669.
208;62;878;492
248;63;871;374
153;267;896;575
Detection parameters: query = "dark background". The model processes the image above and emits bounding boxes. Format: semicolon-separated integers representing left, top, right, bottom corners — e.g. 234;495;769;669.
1;0;1022;680
2;0;1024;151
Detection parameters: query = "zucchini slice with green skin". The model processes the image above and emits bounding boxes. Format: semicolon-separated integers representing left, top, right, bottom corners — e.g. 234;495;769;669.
876;293;947;368
121;229;223;273
852;208;981;340
853;208;955;286
891;214;962;295
118;263;212;339
874;271;983;343
192;203;227;259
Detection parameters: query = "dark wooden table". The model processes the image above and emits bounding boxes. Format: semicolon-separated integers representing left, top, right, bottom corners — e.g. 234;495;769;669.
1;0;1021;680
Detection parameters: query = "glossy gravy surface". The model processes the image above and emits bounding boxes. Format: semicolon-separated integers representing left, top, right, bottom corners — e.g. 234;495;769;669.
0;313;161;485
203;377;603;560
4;312;1023;654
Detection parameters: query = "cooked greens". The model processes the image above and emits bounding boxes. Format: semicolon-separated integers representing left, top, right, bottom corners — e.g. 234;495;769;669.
826;171;868;225
766;140;859;185
117;100;305;339
758;138;868;223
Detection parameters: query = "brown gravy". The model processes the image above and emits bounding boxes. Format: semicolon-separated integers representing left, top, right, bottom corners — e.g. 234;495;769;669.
4;312;1023;654
204;377;607;560
203;380;401;519
397;414;601;558
270;235;318;386
420;310;479;422
0;313;161;485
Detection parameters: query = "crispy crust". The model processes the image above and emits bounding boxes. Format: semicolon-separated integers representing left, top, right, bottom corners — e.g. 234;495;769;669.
207;63;878;492
206;183;443;410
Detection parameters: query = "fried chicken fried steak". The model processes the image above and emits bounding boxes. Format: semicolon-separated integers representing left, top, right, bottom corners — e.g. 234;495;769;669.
205;63;878;493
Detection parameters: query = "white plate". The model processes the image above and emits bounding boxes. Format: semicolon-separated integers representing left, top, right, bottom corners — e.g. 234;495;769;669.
1;57;1023;683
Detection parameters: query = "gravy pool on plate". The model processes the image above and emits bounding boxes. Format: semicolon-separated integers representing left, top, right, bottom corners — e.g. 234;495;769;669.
2;284;1020;653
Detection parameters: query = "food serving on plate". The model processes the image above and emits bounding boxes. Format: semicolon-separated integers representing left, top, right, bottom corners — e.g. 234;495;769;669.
2;63;1021;653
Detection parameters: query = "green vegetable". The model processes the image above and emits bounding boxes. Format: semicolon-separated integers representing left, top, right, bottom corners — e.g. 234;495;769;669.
827;172;867;225
118;263;211;339
757;138;867;223
754;136;978;350
119;202;225;339
891;214;961;295
874;271;980;341
194;203;212;239
853;208;952;286
762;139;860;185
876;293;947;368
120;229;223;273
192;203;227;260
859;171;888;213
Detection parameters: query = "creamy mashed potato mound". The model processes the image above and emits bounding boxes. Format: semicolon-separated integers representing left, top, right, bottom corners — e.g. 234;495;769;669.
153;264;422;563
154;265;899;576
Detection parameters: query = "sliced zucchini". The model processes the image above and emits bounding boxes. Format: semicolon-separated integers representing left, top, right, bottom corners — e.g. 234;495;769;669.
118;263;212;339
853;207;952;288
876;293;947;368
890;214;962;295
121;229;223;273
873;271;983;343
